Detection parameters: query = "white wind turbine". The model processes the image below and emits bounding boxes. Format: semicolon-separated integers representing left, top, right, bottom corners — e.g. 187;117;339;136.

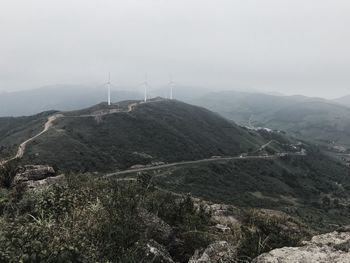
107;73;111;106
140;75;150;102
168;78;176;100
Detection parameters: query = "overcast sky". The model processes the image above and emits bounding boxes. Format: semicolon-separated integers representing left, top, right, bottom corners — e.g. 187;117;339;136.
0;0;349;98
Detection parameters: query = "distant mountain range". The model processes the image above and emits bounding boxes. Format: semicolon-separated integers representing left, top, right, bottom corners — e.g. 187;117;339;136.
3;84;350;150
333;94;350;107
192;90;350;148
0;85;142;117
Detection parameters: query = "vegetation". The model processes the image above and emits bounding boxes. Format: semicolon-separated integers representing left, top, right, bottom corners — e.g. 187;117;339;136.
0;170;313;262
0;161;19;189
0;173;213;262
0;112;50;159
21;100;263;172
0;98;348;261
154;148;350;231
237;209;311;260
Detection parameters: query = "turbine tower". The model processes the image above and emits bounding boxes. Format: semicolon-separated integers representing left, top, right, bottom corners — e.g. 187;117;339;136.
168;79;175;100
142;74;149;102
107;73;111;106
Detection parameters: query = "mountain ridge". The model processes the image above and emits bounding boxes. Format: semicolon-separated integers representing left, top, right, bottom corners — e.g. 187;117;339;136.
1;98;267;172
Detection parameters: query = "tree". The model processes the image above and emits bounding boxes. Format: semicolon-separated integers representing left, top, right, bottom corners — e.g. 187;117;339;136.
0;161;19;189
322;196;331;208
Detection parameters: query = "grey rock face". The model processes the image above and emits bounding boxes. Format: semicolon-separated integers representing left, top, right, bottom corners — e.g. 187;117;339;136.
13;165;55;183
253;230;350;263
12;165;64;189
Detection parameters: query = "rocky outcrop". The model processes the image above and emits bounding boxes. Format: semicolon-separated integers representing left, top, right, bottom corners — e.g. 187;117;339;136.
138;208;173;243
25;174;65;189
12;165;64;189
135;239;174;263
13;165;55;183
208;203;241;226
253;229;350;263
189;241;237;263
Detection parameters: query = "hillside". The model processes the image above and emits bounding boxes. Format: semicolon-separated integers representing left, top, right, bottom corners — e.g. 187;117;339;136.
152;146;350;230
0;112;52;159
264;101;350;147
192;91;350;148
5;99;265;171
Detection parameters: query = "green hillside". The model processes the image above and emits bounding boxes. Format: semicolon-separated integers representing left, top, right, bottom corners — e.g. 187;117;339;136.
19;100;264;172
154;147;350;230
0;112;52;159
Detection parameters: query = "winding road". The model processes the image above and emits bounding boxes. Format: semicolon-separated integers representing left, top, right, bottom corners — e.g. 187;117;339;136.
0;114;63;166
105;154;277;178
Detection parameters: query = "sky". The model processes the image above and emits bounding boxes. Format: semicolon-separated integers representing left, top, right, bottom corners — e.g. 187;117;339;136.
0;0;349;98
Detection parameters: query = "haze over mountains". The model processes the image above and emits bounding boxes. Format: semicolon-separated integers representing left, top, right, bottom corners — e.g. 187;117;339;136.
192;90;350;149
0;85;142;117
1;84;350;117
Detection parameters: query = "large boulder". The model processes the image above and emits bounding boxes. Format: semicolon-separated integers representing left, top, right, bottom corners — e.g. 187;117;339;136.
13;165;55;183
12;165;64;189
253;229;350;263
189;241;237;263
208;203;241;226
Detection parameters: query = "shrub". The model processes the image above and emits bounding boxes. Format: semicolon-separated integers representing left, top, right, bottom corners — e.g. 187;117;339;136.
0;161;19;189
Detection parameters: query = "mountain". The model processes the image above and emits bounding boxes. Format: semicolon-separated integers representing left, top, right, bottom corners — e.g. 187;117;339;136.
0;99;266;172
2;98;350;262
333;94;350;107
150;85;212;101
0;85;142;117
192;91;350;148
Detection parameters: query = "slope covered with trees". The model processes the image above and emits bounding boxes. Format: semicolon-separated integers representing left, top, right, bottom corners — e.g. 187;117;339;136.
1;100;264;172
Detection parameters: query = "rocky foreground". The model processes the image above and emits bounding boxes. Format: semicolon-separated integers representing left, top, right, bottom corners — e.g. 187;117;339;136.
4;165;350;262
253;228;350;263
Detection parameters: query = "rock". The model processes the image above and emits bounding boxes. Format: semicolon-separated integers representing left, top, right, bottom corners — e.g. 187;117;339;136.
25;174;66;189
209;203;241;226
195;201;241;227
138;208;173;243
189;241;237;263
135;239;174;263
13;165;55;183
214;224;231;233
12;165;64;189
253;230;350;263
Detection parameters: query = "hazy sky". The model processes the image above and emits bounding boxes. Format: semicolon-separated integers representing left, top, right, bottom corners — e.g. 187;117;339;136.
0;0;349;98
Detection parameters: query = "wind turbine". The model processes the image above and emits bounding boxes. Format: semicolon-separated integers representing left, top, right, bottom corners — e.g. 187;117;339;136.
107;73;111;106
168;79;175;100
141;74;150;102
